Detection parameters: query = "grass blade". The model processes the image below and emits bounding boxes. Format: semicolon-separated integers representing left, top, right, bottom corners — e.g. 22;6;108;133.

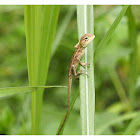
95;5;129;62
77;5;95;135
127;6;137;109
96;112;138;134
0;86;35;98
56;89;79;135
109;69;130;111
124;113;140;135
24;5;60;134
52;6;75;57
0;86;66;98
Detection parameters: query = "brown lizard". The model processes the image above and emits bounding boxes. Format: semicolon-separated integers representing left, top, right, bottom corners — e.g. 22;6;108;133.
57;33;95;135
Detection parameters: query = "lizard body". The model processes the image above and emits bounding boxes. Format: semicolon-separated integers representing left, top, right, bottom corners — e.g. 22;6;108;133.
57;33;95;135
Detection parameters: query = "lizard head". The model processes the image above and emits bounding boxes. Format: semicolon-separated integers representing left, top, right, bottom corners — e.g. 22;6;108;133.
80;33;95;48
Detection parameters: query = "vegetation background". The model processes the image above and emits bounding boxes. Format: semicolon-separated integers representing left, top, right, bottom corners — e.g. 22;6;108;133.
0;5;140;135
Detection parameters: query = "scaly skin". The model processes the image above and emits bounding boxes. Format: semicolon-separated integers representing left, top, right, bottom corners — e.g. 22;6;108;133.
57;33;95;135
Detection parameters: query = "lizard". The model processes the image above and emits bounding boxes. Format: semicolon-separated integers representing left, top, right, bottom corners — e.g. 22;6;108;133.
57;33;95;135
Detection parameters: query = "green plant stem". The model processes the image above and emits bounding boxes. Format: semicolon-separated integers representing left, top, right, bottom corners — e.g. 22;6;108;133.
109;69;131;111
77;5;95;135
127;6;137;109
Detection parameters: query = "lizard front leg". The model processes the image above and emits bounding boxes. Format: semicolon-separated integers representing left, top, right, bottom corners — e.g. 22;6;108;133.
72;65;88;79
78;59;87;68
78;59;90;68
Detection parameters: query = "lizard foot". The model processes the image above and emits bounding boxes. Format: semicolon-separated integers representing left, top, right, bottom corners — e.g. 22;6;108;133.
77;70;89;77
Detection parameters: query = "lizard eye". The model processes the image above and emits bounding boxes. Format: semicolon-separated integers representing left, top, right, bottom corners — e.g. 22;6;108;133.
85;37;88;40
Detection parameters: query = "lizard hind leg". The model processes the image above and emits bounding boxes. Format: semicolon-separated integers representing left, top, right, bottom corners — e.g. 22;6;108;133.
72;65;88;80
74;70;89;80
77;70;88;77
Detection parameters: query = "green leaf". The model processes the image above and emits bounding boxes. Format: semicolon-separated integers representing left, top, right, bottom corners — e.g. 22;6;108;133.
95;112;138;134
127;6;137;109
24;5;60;134
0;86;35;98
124;113;140;135
52;6;75;57
0;86;67;98
109;69;130;111
56;89;79;135
95;5;129;62
95;112;120;134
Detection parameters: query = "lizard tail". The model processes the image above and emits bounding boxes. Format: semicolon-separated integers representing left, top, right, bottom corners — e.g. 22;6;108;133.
57;76;72;135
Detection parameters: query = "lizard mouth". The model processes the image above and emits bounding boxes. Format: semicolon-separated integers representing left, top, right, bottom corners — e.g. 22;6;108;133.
88;34;95;44
91;35;95;40
85;35;95;47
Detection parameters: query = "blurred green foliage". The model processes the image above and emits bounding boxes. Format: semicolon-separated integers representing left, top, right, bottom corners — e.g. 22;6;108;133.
0;5;140;135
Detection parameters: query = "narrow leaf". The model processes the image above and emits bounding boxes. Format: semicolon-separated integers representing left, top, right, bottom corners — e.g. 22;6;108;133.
0;86;67;98
127;6;137;109
56;89;79;135
52;6;75;57
0;86;35;98
124;113;140;135
96;112;138;134
24;5;60;134
95;5;129;61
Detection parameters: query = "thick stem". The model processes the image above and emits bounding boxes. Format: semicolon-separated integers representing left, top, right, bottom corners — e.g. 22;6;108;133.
77;5;95;135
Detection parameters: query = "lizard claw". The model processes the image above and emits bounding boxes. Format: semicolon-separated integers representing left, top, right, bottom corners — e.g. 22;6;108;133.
87;63;90;68
83;63;90;68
